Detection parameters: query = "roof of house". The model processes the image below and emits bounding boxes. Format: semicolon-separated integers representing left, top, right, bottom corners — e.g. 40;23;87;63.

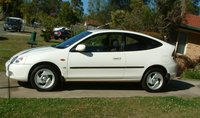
85;20;100;26
181;14;200;31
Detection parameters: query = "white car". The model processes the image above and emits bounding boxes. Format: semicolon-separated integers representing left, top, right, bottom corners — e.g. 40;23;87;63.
5;30;177;92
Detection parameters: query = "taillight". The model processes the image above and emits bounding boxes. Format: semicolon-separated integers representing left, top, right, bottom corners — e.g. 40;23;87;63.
58;31;62;35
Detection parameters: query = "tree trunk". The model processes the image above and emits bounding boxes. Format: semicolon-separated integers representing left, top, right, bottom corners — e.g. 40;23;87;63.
181;0;186;16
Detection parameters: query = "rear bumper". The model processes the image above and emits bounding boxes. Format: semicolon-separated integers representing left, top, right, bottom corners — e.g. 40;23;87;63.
164;59;177;82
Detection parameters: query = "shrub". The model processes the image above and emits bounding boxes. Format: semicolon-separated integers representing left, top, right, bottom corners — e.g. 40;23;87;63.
181;69;200;80
71;24;86;36
177;56;200;79
176;55;200;76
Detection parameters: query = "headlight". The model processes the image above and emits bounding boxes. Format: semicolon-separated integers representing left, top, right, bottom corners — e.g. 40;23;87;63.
10;56;18;64
10;56;26;64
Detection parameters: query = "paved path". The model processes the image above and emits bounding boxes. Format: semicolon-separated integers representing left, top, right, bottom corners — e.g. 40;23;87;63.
0;72;200;98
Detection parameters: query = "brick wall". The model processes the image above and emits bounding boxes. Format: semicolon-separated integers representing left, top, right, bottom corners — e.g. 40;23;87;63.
186;32;200;60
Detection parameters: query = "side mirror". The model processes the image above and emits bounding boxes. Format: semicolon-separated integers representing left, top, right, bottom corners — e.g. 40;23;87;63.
75;44;86;52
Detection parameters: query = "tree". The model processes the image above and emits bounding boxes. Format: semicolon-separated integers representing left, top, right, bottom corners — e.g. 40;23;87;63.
149;0;181;41
20;2;32;22
71;0;84;22
31;0;61;15
109;0;130;10
20;0;62;24
58;2;75;26
0;0;23;18
111;0;152;31
143;0;156;9
71;0;83;13
88;0;110;24
186;0;200;15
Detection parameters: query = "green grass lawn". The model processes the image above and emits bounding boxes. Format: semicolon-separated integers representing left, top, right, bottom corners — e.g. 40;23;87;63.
181;64;200;80
0;33;62;71
182;69;200;80
0;97;200;118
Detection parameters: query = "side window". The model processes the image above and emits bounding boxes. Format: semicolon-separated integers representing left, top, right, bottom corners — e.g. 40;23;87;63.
80;33;122;52
84;34;106;47
125;34;162;51
109;34;122;51
125;36;141;51
81;34;107;52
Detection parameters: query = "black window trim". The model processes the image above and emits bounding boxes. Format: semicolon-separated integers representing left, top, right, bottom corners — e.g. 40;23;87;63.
70;32;163;53
123;33;163;51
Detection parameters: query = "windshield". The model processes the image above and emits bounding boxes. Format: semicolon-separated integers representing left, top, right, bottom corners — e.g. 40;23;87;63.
6;18;22;25
55;31;92;48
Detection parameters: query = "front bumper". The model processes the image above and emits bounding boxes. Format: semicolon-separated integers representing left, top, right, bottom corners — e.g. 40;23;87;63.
6;26;19;30
5;61;32;82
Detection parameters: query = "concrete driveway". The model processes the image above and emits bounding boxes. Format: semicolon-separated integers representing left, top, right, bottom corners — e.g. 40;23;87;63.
0;72;200;98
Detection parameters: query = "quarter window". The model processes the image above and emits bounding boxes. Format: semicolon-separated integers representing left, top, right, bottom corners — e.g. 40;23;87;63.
124;34;162;51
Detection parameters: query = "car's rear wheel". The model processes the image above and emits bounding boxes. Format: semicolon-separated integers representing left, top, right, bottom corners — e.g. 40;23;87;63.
142;68;166;92
30;65;60;91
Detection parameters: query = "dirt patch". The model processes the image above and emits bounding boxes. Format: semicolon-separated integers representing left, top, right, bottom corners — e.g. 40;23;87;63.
0;72;6;80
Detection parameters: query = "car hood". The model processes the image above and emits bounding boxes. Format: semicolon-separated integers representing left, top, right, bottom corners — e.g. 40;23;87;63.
12;47;60;58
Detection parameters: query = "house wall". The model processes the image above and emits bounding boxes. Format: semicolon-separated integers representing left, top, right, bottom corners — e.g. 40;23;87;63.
185;32;200;60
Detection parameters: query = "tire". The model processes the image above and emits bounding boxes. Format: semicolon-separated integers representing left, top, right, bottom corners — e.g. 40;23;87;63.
142;68;167;92
30;65;60;91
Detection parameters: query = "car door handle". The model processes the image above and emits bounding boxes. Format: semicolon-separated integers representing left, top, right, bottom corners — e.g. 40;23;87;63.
113;57;121;60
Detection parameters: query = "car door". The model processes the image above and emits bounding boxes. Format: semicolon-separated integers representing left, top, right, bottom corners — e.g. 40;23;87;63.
67;33;125;81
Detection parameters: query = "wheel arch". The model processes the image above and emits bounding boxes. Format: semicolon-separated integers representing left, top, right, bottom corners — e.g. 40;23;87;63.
141;65;167;82
28;61;62;82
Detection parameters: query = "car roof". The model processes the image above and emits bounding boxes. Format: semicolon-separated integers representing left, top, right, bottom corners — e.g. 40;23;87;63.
7;17;23;20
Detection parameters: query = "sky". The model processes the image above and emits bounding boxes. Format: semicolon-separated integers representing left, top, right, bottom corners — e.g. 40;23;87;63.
82;0;89;14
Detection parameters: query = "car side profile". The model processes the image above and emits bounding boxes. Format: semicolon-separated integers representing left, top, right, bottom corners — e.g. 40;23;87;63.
5;30;177;92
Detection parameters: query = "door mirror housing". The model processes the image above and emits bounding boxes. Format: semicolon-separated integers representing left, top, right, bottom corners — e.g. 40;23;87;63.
75;44;86;52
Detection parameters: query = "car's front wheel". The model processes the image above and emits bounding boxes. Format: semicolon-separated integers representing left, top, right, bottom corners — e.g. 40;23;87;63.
142;68;167;92
30;65;60;91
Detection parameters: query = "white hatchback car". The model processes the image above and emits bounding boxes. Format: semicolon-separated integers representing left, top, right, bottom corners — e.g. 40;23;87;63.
6;30;177;92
